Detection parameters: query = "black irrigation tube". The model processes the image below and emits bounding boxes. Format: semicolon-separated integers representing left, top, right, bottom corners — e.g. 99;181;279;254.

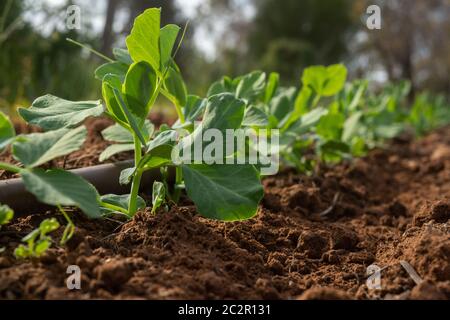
0;160;166;215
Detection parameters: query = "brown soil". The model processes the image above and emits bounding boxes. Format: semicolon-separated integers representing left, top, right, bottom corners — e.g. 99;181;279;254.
0;122;449;300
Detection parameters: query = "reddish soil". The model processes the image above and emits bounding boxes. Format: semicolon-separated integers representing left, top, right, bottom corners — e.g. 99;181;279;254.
0;120;449;300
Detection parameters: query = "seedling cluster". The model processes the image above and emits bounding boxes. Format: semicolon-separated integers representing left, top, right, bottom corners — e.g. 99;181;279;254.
0;8;449;258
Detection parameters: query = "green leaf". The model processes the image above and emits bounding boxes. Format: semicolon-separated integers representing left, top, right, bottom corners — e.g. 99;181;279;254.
281;86;313;130
315;111;345;140
182;164;263;221
39;218;60;236
119;167;136;185
207;76;235;97
21;168;101;218
102;75;128;126
0;204;14;226
113;88;147;146
18;95;104;131
160;24;180;70
140;130;178;169
34;240;51;256
269;87;296;125
102;121;154;143
126;8;161;72
100;194;146;214
342;111;363;142
302;64;347;97
242;106;269;127
99;143;134;162
203;93;246;131
264;72;279;103
0;111;15;151
184;95;207;122
164;66;187;107
236;71;266;102
95;62;129;82
124;61;157;120
113;48;133;65
319;140;350;155
12;126;87;168
151;181;165;214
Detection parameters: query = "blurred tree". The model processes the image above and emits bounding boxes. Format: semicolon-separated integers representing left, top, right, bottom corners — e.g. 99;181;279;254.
248;0;357;83
0;0;100;115
355;0;450;95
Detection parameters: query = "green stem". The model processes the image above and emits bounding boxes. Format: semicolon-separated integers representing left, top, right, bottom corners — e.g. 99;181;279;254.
175;101;185;124
172;166;183;203
0;162;21;173
58;205;75;245
312;94;321;108
128;136;143;216
66;38;114;62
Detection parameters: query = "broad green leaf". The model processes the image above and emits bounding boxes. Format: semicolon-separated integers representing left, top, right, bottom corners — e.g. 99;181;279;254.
0;204;13;226
95;62;129;82
102;121;154;144
160;24;180;69
236;71;266;102
102;75;128;126
12;126;87;168
202;93;246;131
100;194;145;215
99;143;134;162
151;181;165;214
164;66;187;107
125;8;161;72
315;112;345;140
124;61;157;120
182;164;263;221
18;95;104;131
0;111;15;151
242;106;269;127
302;64;347;97
179;93;245;161
113;48;133;65
264;72;279;103
21;168;101;218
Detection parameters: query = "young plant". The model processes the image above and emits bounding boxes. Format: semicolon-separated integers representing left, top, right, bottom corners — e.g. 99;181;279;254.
0;110;102;219
0;204;14;253
93;8;264;220
14;218;60;259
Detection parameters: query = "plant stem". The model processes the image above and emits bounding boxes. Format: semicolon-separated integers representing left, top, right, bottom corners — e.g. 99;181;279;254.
172;166;183;203
128;136;143;216
0;162;21;173
66;38;114;62
312;94;321;108
57;205;75;245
